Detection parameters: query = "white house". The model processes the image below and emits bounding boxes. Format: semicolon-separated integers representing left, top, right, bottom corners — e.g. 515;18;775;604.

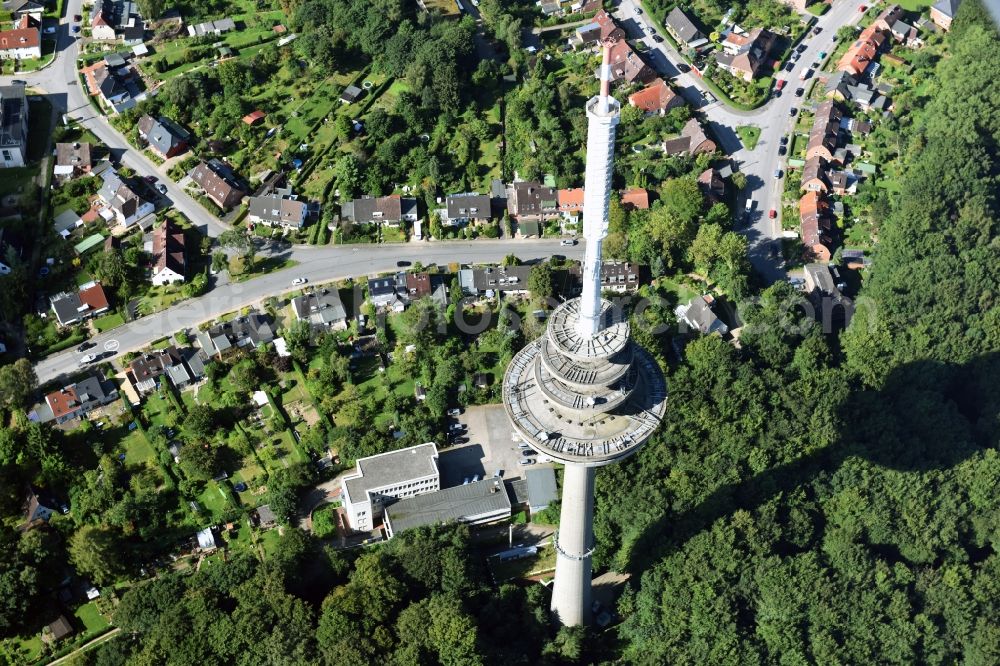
341;443;441;532
0;27;41;60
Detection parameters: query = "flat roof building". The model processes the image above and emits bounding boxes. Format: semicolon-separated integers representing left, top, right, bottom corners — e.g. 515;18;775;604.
384;477;512;538
341;443;440;532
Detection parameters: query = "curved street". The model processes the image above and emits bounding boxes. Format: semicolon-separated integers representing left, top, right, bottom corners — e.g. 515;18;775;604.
614;0;869;282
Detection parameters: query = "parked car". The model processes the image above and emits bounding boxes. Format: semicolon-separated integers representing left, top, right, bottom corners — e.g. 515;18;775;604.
775;79;786;91
676;62;690;73
780;135;789;145
157;183;167;194
652;34;663;43
43;26;56;34
745;199;754;211
144;175;156;183
519;458;536;466
774;169;783;179
447;408;462;417
769;209;777;219
449;423;465;432
818;51;828;59
813;26;822;35
72;25;80;32
79;354;98;365
858;4;867;11
77;341;95;352
74;13;81;20
633;6;641;13
396;260;411;267
778;145;787;156
795;87;805;97
560;239;576;246
789;107;798;117
291;277;308;285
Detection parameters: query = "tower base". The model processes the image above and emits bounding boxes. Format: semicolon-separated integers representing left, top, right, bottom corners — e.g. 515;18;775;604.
550;464;596;626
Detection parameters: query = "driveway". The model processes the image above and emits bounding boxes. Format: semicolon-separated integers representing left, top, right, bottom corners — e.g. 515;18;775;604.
439;404;533;484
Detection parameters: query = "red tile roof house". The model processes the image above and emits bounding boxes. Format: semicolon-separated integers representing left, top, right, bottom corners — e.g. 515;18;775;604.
242;110;266;126
628;78;684;116
150;218;186;286
44;374;119;424
49;281;110;327
0;27;41;60
697;167;725;203
801;157;829;193
605;39;656;86
873;4;907;32
837;23;887;77
620;187;650;211
930;0;959;31
800;191;832;262
806;101;843;163
189;159;247;210
557;187;584;215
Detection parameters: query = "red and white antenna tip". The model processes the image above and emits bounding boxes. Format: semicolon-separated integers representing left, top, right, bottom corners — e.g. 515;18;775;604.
599;41;612;101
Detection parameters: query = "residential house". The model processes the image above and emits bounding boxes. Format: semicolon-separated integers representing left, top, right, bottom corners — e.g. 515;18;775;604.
799;191;831;261
506;181;558;220
53;142;92;181
873;4;906;32
91;62;136;113
573;21;602;46
150;218;185;286
91;0;145;43
189;159;246;210
126;346;185;394
292;288;347;330
201;313;275;358
341;194;418;226
256;504;277;528
0;26;40;60
606;39;655;85
890;20;922;46
444;192;492;226
836;23;887;76
803;262;851;326
557;187;584;216
21;486;60;529
46;616;74;643
187;18;235;37
516;220;541;238
716;28;775;81
2;0;44;22
824;70;856;100
136;115;189;159
247;187;308;228
664;7;707;47
49;281;110;326
97;168;153;227
675;295;728;336
0;83;28;168
44;374;119;424
662;118;716;156
472;265;533;296
621;187;650;211
367;274;407;311
801;156;828;192
53;210;82;237
930;0;959;30
566;261;641;293
828;169;857;196
628;78;683;116
589;8;626;43
404;272;433;300
697;167;725;203
806;100;842;162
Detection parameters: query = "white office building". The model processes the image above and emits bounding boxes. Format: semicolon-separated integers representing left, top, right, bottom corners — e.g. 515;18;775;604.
341;443;440;532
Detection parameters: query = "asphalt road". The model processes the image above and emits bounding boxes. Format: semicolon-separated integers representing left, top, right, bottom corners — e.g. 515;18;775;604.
614;0;868;282
34;239;585;385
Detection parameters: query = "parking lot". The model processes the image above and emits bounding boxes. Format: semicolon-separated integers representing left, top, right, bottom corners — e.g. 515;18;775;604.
438;404;548;486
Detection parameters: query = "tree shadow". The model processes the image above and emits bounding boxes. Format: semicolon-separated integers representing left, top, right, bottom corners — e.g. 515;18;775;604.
627;353;1000;574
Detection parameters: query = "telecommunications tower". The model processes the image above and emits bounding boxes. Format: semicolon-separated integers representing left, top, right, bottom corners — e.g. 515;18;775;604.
501;42;667;626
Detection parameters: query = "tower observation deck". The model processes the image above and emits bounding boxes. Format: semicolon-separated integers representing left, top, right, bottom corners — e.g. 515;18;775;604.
501;41;667;626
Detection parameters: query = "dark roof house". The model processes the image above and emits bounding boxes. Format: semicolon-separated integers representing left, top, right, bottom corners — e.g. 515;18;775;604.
189;159;246;210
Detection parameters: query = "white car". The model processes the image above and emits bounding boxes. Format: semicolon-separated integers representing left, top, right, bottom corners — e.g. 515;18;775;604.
43;26;57;34
560;239;576;246
79;354;98;365
447;408;461;417
291;277;308;285
633;6;642;13
519;458;536;465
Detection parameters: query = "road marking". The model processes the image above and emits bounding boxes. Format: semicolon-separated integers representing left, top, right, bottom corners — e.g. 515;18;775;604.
104;339;119;352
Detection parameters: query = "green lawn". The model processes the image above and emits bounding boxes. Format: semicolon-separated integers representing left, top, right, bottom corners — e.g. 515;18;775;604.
489;544;557;582
197;481;232;520
74;602;110;633
93;312;125;332
122;429;157;467
736;125;761;150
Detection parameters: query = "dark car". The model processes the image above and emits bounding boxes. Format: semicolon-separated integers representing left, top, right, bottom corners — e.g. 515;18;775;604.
795;87;804;97
74;13;81;20
77;341;96;352
676;62;690;73
652;34;663;43
789;107;798;117
397;260;411;267
780;135;789;145
778;145;787;156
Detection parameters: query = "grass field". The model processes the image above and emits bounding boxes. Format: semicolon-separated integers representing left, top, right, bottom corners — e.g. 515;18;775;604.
489;544;557;582
736;125;761;150
93;312;125;332
74;602;110;633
